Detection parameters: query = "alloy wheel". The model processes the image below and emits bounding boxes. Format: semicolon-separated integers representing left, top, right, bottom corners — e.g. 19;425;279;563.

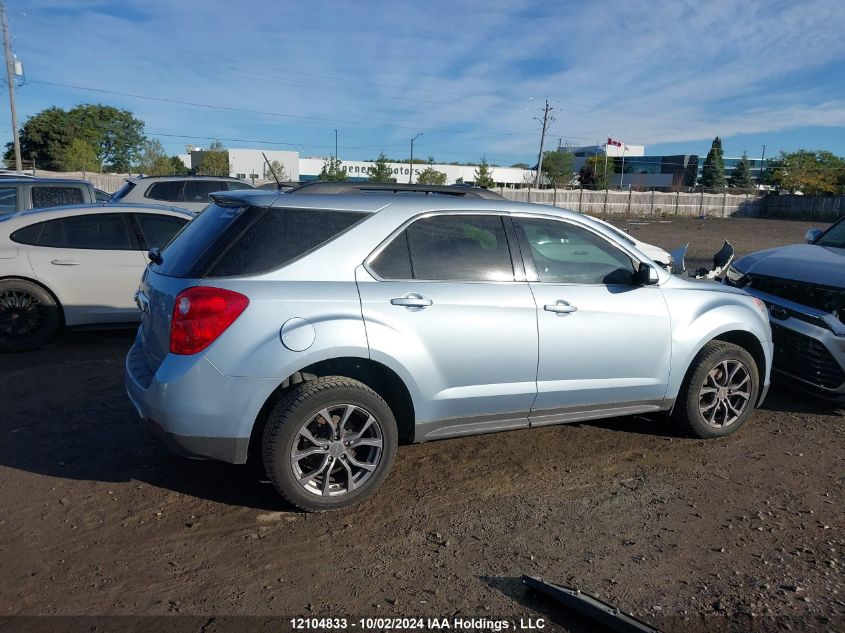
698;359;752;428
290;404;384;497
0;290;42;337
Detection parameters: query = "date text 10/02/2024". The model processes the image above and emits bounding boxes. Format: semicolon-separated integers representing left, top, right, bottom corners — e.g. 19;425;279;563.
289;617;547;630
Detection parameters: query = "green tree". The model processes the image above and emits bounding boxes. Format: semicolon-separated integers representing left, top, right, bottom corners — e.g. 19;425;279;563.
541;151;574;188
195;140;230;177
136;138;167;174
319;156;346;181
473;156;495;188
579;154;613;189
4;104;146;171
56;138;100;172
369;152;396;183
510;162;530;169
417;166;447;185
728;153;754;189
769;150;845;195
700;136;726;190
169;156;190;176
263;160;288;182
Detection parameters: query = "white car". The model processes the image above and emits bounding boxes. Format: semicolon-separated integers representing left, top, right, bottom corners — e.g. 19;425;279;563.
584;216;674;270
0;203;191;351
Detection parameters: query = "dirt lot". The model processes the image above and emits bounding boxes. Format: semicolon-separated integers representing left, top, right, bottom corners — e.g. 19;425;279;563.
1;217;843;632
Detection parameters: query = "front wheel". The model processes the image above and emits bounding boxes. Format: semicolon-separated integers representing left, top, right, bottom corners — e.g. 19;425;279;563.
673;341;759;438
0;279;61;352
261;376;398;512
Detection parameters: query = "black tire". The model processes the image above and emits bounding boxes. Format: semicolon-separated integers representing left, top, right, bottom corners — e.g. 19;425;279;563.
673;341;759;439
262;376;398;512
0;279;61;352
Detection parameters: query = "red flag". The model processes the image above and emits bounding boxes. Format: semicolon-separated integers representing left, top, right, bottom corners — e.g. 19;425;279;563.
607;137;623;147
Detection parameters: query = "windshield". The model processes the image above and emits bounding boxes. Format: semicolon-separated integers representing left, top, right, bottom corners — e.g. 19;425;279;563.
816;219;845;248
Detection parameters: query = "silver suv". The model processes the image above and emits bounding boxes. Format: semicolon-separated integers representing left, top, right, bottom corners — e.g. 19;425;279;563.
110;176;254;213
126;190;773;511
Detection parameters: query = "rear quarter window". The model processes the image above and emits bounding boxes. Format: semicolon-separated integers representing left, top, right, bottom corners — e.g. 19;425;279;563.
208;207;368;277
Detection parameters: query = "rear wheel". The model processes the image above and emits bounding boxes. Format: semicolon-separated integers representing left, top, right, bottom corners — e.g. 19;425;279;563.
0;279;61;352
262;376;398;511
673;341;759;438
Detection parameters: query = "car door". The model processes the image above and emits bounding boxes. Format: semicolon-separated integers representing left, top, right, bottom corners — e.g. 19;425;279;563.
24;213;148;325
356;212;538;440
511;214;672;424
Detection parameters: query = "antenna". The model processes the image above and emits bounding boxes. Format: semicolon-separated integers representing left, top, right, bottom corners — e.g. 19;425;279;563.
262;152;281;190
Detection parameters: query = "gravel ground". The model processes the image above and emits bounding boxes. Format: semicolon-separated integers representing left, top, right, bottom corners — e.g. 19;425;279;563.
0;217;842;633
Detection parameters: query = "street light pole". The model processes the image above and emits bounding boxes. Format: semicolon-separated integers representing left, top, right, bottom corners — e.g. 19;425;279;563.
619;146;628;189
409;132;422;184
758;144;766;188
1;3;21;173
334;129;338;162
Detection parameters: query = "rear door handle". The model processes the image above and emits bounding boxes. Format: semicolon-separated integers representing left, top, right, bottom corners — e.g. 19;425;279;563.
544;300;578;314
50;259;81;266
390;293;433;309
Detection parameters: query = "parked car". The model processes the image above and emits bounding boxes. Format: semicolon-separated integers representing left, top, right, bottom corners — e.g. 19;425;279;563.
724;217;845;398
94;188;112;202
584;216;674;271
286;181;506;199
125;191;772;511
0;178;98;215
258;181;299;192
0;203;191;351
109;176;254;213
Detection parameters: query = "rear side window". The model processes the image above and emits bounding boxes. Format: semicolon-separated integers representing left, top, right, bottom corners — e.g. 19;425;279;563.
134;213;189;249
11;214;135;250
0;186;17;214
31;186;84;208
146;181;184;202
184;180;227;203
377;214;513;282
208;208;367;277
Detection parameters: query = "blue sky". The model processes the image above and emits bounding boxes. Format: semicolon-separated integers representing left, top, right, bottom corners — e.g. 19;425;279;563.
5;0;845;165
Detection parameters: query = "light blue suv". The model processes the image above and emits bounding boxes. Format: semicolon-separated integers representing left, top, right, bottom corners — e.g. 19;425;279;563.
126;190;773;511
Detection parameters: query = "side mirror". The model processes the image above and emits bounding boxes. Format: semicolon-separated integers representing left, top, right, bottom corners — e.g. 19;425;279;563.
637;262;660;286
805;228;822;244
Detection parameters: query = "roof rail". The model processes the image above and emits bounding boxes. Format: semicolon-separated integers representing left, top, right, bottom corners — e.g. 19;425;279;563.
286;181;505;199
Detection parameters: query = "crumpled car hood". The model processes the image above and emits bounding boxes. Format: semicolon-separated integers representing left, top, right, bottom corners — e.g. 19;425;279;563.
735;243;845;289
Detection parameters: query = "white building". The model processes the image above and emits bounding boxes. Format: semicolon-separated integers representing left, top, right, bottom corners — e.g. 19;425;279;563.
189;148;300;182
299;157;532;187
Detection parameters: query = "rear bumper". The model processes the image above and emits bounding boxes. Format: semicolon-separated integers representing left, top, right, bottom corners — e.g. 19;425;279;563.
124;331;277;464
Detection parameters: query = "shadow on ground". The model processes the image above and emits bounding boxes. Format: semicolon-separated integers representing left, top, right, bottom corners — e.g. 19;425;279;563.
0;329;293;512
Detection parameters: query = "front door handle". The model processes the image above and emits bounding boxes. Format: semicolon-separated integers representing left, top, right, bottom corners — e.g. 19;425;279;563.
50;259;81;266
544;300;578;314
390;293;433;309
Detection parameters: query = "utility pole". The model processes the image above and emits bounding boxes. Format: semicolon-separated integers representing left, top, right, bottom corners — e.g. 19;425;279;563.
334;129;338;162
758;144;766;188
1;3;21;173
534;100;553;188
409;132;422;184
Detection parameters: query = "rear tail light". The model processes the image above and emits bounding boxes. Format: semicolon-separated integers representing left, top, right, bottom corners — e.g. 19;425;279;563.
170;287;249;355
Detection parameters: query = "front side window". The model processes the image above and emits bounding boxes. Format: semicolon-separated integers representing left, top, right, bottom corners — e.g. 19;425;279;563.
31;186;85;209
816;218;845;249
11;214;135;250
515;217;636;285
372;214;513;282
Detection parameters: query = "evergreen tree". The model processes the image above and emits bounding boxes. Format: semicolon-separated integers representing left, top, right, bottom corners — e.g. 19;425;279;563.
368;152;396;182
700;136;726;189
319;156;346;181
473;156;495;188
417;166;447;185
728;153;754;189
